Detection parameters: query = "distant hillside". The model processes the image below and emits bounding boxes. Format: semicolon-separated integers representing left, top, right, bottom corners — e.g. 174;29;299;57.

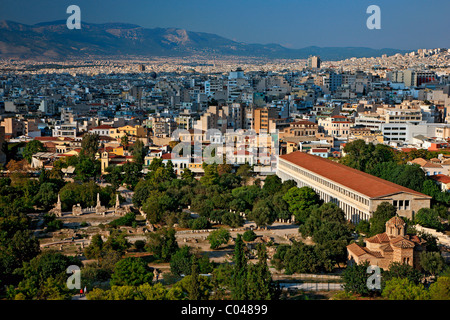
0;20;410;60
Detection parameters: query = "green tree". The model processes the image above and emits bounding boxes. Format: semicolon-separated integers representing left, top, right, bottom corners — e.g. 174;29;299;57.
75;155;101;182
262;175;282;195
23;140;46;163
429;276;450;300
415;208;444;231
221;212;244;228
146;227;179;262
232;234;248;300
84;233;103;260
235;164;254;183
368;202;397;236
142;190;178;224
420;252;446;278
355;220;370;235
207;228;230;250
283;241;320;274
382;262;423;288
242;230;257;242
249;199;276;227
190;216;210;230
188;256;200;300
81;133;100;159
17;251;81;299
110;257;154;287
283;186;321;223
170;246;193;276
247;244;275;300
33;182;58;210
131;139;146;167
382;278;430;300
108;212;136;228
121;134;129;150
342;261;373;296
200;163;219;186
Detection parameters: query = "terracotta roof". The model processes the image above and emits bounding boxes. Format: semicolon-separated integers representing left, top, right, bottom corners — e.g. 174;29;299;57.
363;248;384;258
279;152;431;199
161;153;173;160
390;236;415;249
291;120;316;126
332;115;347;118
380;244;394;252
366;232;390;244
430;174;450;184
410;158;428;166
387;216;406;227
35;136;58;141
422;162;443;168
346;243;368;257
347;243;384;258
91;125;113;130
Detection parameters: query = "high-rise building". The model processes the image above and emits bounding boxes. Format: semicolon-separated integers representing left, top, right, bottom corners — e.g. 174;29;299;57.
307;56;321;69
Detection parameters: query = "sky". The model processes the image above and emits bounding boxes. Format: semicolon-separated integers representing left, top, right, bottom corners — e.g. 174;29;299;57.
0;0;449;50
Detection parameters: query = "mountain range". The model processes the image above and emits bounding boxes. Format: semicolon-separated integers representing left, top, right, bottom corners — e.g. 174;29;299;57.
0;20;411;61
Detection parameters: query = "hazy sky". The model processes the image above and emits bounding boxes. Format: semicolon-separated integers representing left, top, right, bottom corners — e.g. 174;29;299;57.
0;0;449;50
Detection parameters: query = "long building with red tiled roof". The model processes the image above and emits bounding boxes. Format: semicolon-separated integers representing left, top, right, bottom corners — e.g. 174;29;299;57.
277;151;431;223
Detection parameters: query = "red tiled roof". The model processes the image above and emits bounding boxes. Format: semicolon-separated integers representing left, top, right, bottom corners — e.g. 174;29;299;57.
366;232;390;244
422;162;443;168
346;243;368;257
161;153;173;160
410;158;428;166
291;120;316;126
430;174;450;184
390;236;415;248
91;125;113;130
35;136;58;141
279;152;431;199
347;243;383;258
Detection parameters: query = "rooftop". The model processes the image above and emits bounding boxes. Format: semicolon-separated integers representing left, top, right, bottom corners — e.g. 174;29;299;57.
278;151;431;199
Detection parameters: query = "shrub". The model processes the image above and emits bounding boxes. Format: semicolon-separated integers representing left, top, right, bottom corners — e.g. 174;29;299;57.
134;240;146;252
207;228;230;250
190;217;210;230
108;212;136;228
242;230;257;242
46;219;64;232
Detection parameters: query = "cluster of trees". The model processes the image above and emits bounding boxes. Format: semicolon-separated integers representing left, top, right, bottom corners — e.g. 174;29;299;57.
230;234;278;300
340;140;450;208
132;159;297;230
270;195;353;274
84;231;276;301
340;259;450;300
5;251;82;300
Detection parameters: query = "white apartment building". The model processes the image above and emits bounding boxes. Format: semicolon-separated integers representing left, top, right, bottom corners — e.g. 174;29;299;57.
53;123;78;138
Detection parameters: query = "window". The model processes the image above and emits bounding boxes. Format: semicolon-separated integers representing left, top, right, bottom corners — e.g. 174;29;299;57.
405;200;410;210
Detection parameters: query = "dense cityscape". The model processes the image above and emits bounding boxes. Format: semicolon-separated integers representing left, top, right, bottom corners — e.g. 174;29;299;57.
0;45;449;303
0;0;450;307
